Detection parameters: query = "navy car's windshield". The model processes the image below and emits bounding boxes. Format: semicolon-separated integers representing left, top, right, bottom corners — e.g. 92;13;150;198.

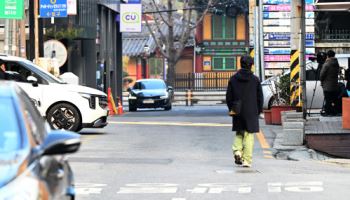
20;60;66;84
0;98;21;153
133;80;166;90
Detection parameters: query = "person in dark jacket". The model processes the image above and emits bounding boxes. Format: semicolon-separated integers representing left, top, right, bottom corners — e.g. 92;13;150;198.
226;55;263;167
0;63;6;80
320;50;340;116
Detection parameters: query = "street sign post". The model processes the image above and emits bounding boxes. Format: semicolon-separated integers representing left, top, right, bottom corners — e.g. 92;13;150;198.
39;0;67;18
0;0;24;19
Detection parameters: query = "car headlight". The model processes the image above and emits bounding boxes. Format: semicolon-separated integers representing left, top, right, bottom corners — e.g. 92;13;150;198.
79;93;96;109
160;93;169;99
80;93;91;99
128;94;137;100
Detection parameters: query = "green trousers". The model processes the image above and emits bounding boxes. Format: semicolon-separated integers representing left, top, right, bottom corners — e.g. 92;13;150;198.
232;131;255;164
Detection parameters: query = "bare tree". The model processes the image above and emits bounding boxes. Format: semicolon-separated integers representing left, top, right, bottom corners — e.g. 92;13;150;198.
143;0;249;85
144;0;213;86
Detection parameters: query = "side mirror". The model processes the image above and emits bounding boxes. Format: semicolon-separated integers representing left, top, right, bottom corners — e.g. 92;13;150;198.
27;76;38;87
41;130;81;156
127;87;132;92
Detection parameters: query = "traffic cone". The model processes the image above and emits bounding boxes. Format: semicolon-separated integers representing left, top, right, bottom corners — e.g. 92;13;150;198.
117;97;124;115
107;87;117;115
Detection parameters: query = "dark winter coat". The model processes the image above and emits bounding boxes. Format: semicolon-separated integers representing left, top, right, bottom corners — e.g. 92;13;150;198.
320;57;340;92
226;69;263;133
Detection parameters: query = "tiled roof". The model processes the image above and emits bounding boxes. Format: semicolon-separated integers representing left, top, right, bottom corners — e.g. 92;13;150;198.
122;21;194;57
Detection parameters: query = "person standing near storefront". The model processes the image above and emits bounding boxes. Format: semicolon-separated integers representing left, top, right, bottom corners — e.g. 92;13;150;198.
226;55;263;168
320;50;340;116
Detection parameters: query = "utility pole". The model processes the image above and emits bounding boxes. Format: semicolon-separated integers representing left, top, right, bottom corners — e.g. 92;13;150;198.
290;0;306;118
258;0;265;81
34;0;39;63
4;20;10;54
20;3;27;58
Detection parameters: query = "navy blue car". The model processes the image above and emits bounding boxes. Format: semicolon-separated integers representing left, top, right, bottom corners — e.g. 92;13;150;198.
0;81;81;199
127;79;174;111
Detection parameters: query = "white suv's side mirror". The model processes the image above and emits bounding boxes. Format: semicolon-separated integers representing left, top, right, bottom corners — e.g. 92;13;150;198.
27;76;38;87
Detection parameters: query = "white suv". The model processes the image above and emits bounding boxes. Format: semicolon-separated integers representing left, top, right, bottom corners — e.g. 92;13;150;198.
0;55;108;132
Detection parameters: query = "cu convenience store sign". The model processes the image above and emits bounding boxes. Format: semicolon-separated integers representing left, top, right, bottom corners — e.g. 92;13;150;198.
0;0;24;19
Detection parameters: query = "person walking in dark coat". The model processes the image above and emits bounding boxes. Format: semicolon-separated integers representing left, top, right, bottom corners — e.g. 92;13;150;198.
320;50;340;116
226;55;263;167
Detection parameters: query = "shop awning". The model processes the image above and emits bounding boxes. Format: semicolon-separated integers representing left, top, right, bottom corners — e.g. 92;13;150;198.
314;1;350;12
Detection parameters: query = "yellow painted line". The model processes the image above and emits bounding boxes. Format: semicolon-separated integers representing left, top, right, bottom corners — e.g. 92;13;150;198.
264;155;274;159
108;121;232;127
263;150;272;155
256;130;271;149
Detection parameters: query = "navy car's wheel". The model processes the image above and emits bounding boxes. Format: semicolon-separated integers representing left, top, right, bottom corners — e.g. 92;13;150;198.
164;104;172;111
47;103;81;132
129;105;137;112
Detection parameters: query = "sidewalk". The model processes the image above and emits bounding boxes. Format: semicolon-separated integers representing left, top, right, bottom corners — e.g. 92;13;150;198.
263;116;350;166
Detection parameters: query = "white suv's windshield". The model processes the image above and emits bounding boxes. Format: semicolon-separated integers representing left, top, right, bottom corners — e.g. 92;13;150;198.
20;60;66;84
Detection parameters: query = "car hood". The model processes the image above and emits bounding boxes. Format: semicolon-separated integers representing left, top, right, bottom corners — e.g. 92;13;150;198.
131;89;167;97
53;83;107;96
0;151;27;188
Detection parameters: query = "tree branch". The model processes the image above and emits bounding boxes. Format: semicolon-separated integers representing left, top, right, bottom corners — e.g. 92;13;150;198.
150;0;170;27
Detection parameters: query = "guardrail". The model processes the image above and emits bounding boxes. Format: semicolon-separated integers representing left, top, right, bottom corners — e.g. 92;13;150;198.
174;72;234;91
317;29;350;42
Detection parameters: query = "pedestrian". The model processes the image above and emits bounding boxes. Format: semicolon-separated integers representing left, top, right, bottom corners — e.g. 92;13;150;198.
226;55;263;168
320;50;340;116
0;63;6;80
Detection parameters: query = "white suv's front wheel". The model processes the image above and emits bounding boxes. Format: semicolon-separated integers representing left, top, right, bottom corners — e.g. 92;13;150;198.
47;103;82;132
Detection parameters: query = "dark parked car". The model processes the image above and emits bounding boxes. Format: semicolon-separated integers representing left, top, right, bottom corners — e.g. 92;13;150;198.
128;79;174;111
0;81;81;200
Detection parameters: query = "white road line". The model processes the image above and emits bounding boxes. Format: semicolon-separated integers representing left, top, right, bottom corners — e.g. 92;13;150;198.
117;183;178;194
75;183;107;195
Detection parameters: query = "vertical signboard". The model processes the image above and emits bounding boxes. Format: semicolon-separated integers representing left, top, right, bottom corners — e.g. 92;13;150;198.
262;0;315;76
67;0;77;15
120;4;142;32
0;0;24;19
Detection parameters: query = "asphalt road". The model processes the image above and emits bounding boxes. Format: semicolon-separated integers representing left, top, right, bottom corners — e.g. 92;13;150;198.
70;106;350;200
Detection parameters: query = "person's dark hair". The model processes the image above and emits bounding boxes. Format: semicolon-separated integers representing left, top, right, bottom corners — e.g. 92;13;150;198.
327;50;336;58
240;55;254;70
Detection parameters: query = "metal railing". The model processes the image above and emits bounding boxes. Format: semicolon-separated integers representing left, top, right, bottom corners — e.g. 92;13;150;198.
174;72;234;91
317;29;350;42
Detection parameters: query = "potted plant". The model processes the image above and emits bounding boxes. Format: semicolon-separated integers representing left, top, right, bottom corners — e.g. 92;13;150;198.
266;74;297;125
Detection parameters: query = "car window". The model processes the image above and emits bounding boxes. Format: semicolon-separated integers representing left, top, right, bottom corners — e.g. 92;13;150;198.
133;81;166;90
17;88;47;145
20;60;65;84
0;97;21;152
3;61;45;84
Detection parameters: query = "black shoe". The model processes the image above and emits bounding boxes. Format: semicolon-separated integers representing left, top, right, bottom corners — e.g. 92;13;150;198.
234;151;242;165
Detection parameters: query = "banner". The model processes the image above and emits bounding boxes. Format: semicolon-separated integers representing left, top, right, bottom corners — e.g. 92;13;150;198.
263;26;314;33
120;4;142;32
264;48;315;55
264;33;314;40
0;0;24;19
263;12;314;19
263;0;314;4
263;5;315;12
263;19;314;26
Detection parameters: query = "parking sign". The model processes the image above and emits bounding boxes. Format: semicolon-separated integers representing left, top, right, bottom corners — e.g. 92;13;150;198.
40;0;67;18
